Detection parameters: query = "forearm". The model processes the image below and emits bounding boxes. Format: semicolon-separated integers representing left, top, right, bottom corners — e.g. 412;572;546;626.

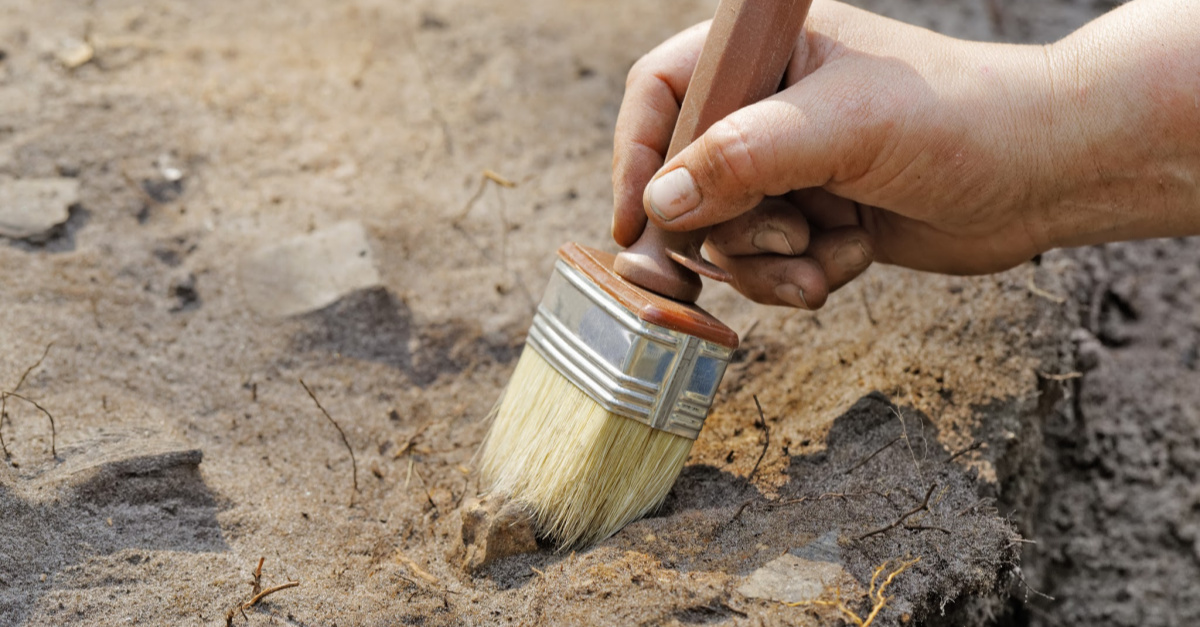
1037;0;1200;249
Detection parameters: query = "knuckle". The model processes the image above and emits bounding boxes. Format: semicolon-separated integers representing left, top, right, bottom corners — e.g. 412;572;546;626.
700;118;762;189
705;224;737;252
625;55;653;89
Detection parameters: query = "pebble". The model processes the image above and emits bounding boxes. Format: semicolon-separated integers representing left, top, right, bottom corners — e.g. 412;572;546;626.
0;177;79;240
457;497;539;572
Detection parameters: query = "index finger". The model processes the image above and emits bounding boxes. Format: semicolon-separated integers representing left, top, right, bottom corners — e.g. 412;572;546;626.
611;21;711;247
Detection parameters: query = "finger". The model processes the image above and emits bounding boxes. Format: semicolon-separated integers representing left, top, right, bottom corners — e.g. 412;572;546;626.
707;248;830;310
707;197;811;257
786;188;862;231
611;21;711;247
642;67;894;232
802;226;875;291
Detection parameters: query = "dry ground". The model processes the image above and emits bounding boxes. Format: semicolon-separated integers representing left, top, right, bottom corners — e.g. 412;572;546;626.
4;1;1194;626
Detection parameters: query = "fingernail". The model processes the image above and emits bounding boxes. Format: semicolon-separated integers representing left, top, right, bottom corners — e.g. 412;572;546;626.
774;284;809;308
752;229;794;255
647;168;699;221
835;240;870;272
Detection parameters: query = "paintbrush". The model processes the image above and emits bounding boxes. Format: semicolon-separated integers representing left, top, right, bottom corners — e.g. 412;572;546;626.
479;0;812;548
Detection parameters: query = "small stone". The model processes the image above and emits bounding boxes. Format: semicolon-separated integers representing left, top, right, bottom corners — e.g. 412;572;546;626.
737;553;856;605
56;38;94;69
1071;328;1105;372
0;177;79;240
239;221;381;317
457;497;538;572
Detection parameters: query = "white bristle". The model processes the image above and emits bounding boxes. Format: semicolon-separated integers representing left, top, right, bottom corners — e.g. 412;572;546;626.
479;347;694;548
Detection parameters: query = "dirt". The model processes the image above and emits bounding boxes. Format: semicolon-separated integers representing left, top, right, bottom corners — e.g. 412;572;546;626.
1012;240;1200;627
2;0;1194;626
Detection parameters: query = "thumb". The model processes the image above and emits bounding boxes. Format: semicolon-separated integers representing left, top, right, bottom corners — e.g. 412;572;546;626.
642;74;873;231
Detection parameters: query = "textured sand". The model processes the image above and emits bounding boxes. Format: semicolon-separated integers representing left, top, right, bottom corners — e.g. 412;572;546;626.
8;1;1190;626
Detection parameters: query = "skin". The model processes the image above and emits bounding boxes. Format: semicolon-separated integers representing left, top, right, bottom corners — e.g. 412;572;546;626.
612;0;1200;309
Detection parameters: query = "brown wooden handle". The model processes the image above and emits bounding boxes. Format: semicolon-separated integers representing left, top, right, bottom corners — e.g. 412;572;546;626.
613;0;812;302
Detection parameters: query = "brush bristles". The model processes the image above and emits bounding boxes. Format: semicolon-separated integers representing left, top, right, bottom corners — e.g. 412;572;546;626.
480;347;694;548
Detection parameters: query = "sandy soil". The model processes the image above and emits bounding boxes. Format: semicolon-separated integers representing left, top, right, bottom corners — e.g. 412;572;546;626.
3;0;1193;626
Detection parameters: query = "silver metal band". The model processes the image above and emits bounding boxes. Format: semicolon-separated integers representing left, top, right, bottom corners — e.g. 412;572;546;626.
525;260;733;440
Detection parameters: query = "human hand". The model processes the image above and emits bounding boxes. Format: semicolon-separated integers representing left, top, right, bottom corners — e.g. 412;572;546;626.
613;0;1200;309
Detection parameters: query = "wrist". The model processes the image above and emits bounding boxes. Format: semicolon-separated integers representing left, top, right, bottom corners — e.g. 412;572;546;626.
945;40;1064;258
1030;3;1200;250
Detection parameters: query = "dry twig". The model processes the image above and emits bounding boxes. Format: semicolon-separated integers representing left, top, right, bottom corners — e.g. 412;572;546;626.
394;551;440;585
726;497;757;526
856;483;937;541
451;169;518;226
225;558;299;626
843;436;902;475
1037;370;1082;381
2;392;56;458
1027;276;1066;304
299;379;359;505
251;557;264;596
393;419;433;459
860;282;878;326
748;395;771;482
787;557;921;627
947;440;984;462
1;343;55;459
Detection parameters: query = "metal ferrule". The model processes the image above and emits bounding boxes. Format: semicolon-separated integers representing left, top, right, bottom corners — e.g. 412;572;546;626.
526;259;734;440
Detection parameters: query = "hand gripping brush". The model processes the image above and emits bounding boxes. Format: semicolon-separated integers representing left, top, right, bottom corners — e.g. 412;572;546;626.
479;0;813;548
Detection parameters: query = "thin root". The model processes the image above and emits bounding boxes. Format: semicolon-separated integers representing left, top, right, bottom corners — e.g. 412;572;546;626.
2;342;55;459
299;379;359;505
747;395;771;482
2;392;57;458
786;557;921;627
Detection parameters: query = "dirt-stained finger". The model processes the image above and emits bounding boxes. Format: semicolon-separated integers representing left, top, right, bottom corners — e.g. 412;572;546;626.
708;247;830;310
611;21;711;247
707;197;811;257
802;226;875;291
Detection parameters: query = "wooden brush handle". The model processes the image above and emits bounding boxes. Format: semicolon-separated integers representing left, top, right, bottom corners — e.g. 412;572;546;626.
613;0;813;302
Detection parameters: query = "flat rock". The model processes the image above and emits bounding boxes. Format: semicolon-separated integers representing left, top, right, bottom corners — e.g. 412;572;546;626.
239;220;381;317
0;177;79;240
737;552;856;605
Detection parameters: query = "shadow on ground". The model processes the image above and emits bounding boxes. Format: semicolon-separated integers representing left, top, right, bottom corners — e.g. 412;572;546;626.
292;287;523;387
0;431;227;625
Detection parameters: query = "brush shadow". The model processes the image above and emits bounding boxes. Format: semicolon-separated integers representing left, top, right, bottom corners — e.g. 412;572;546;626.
291;287;521;387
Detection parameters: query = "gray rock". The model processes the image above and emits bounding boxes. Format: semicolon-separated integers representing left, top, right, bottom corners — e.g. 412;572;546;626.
0;177;79;240
737;552;856;605
239;221;381;317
